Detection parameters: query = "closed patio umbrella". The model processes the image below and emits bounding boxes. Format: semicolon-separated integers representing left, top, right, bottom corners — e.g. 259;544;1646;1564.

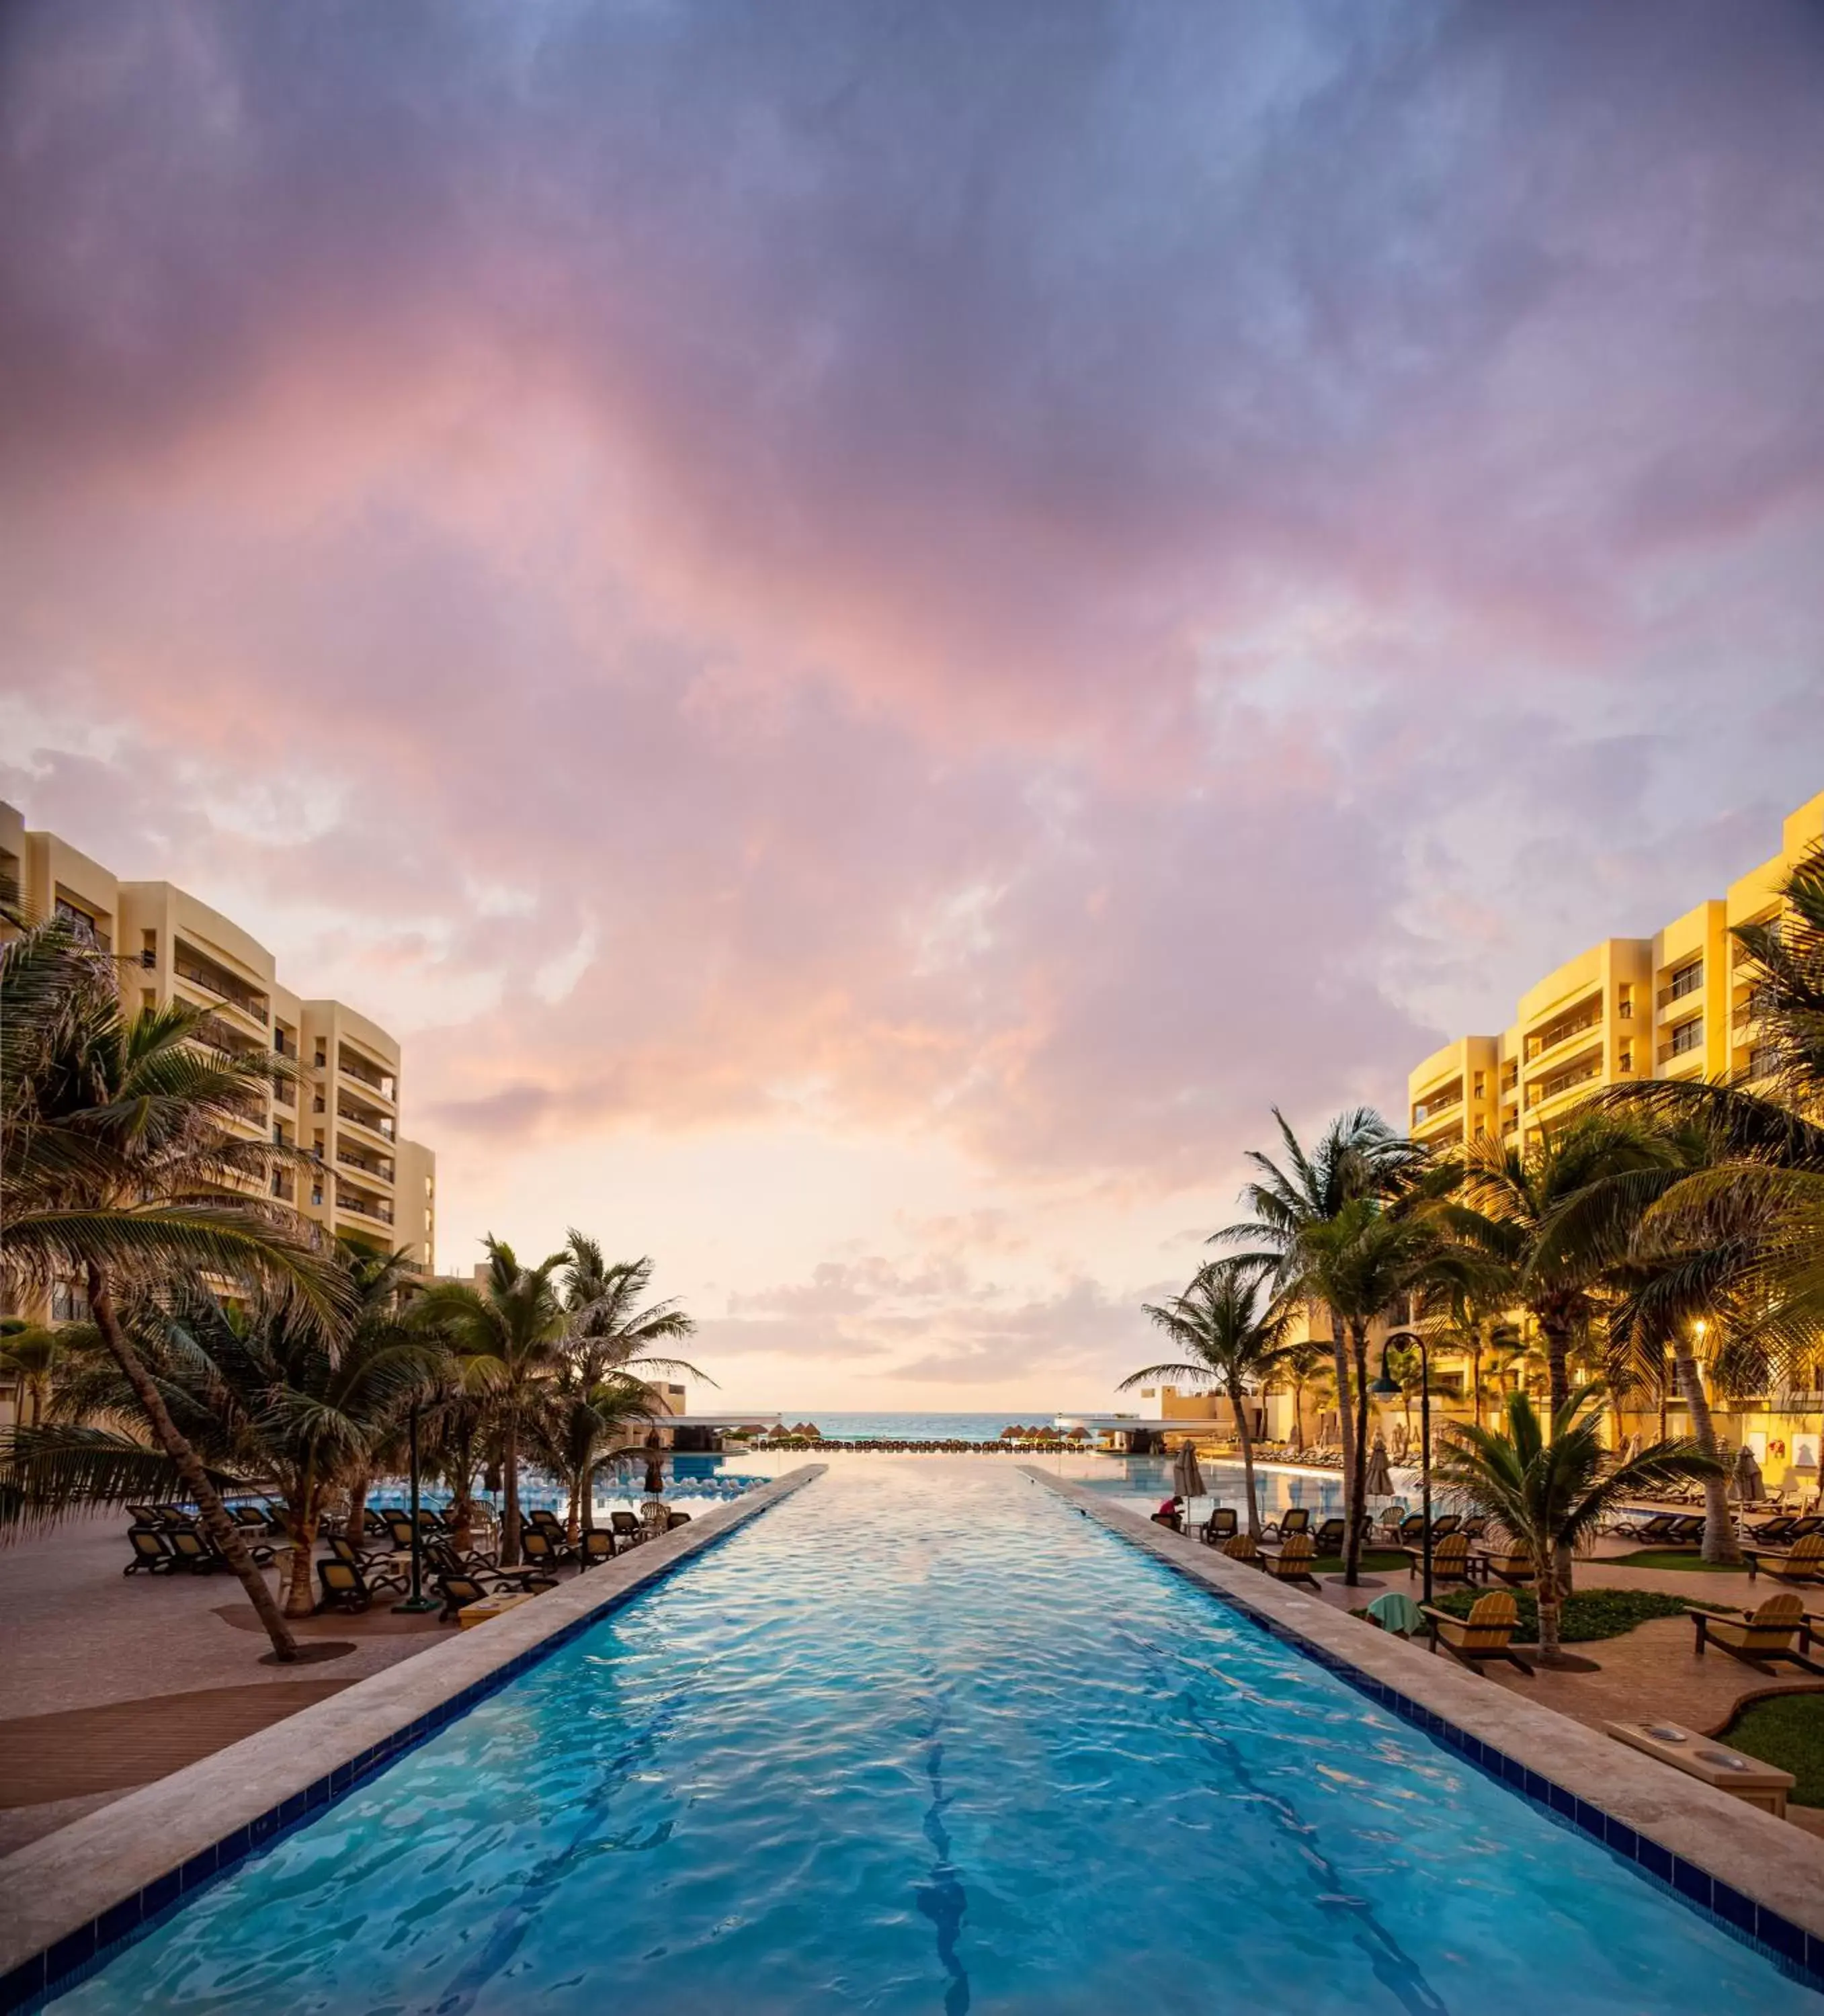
1735;1445;1765;1504
1363;1437;1394;1499
1172;1443;1206;1503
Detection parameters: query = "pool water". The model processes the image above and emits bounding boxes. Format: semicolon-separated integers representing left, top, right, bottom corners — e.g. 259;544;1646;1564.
52;1464;1817;2014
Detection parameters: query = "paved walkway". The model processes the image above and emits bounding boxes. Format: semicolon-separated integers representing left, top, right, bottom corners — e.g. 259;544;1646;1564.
1304;1533;1824;1831
0;1513;449;1854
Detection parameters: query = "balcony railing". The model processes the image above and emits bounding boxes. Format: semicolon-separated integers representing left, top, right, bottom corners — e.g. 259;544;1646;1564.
194;1013;267;1059
174;947;270;1025
1413;1085;1462;1126
1656;963;1703;1011
272;1079;296;1107
1733;991;1766;1033
1526;1055;1602;1108
338;1101;396;1142
336;1189;395;1226
336;1146;395;1185
1773;1390;1824;1415
54;900;112;952
338;1049;396;1100
1526;1005;1603;1062
1657;1017;1704;1066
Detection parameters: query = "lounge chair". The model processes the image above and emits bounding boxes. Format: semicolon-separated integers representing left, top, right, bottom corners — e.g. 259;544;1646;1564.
436;1568;556;1624
1405;1531;1475;1588
519;1529;575;1572
609;1511;646;1548
1390;1513;1427;1546
1429;1515;1462;1542
1266;1507;1311;1540
1311;1517;1347;1554
528;1509;567;1537
1748;1514;1798;1546
124;1527;177;1576
329;1534;398;1575
667;1511;692;1529
577;1528;618;1568
1200;1507;1237;1545
1610;1510;1682;1545
167;1529;222;1574
1692;1595;1823;1675
1663;1514;1708;1548
425;1540;551;1593
1743;1533;1824;1585
317;1557;407;1613
1779;1515;1823;1546
1261;1533;1319;1587
1421;1591;1534;1675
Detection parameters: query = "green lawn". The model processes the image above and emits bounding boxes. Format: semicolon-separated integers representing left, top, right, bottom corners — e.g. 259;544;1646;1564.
1429;1586;1698;1643
1310;1550;1408;1575
1721;1695;1824;1808
1612;1548;1748;1573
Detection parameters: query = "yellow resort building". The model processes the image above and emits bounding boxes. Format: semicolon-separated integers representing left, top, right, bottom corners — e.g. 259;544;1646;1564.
0;802;438;1333
1402;789;1824;1493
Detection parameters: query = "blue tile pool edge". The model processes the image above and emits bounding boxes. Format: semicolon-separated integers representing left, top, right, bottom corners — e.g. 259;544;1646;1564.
3;1465;825;2015
1032;1469;1824;1999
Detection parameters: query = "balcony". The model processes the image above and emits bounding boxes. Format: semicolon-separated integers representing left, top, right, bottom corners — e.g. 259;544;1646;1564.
54;899;112;953
337;1098;396;1144
338;1046;397;1102
1525;995;1603;1063
174;941;270;1025
1657;1017;1704;1067
1412;1083;1462;1128
1656;962;1704;1013
1773;1390;1824;1415
336;1145;395;1186
335;1187;395;1227
272;1078;297;1108
1526;1052;1602;1109
194;1012;268;1060
1733;989;1766;1034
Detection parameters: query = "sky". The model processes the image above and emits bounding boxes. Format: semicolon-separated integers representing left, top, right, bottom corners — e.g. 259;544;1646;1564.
3;1;1823;1414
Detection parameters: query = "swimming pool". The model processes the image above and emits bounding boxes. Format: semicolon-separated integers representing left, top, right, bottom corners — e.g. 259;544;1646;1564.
47;1464;1818;2013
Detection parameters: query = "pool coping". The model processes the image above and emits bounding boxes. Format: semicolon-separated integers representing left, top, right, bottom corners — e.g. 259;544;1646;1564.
1027;1469;1824;1990
0;1464;825;2011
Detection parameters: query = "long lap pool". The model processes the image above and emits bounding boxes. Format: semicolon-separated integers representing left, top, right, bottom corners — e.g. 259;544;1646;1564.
50;1463;1819;2013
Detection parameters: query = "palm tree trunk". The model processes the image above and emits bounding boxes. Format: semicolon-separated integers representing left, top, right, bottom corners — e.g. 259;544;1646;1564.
1535;1548;1564;1665
1292;1380;1307;1452
1329;1323;1356;1503
284;1500;319;1618
87;1266;299;1663
1231;1378;1262;1539
566;1475;581;1544
501;1411;522;1568
343;1467;370;1545
1471;1348;1482;1433
1673;1345;1741;1565
1343;1320;1372;1586
1541;1316;1573;1419
580;1463;596;1535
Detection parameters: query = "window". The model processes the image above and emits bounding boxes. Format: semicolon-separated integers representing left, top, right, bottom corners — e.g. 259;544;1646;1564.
140;930;156;969
52;1281;91;1323
274;1027;288;1055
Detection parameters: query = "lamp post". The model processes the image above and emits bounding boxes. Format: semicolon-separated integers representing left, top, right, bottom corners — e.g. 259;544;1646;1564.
1372;1330;1432;1605
392;1398;439;1614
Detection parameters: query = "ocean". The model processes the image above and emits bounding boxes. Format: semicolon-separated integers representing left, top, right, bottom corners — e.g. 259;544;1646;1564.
766;1411;1091;1441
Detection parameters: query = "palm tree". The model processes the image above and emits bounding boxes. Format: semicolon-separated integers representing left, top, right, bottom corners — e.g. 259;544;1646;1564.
415;1238;568;1565
561;1235;708;1385
1432;1388;1723;1664
1118;1260;1296;1538
0;1319;76;1427
1;915;343;1662
42;1251;444;1615
1272;1339;1331;1452
1215;1108;1425;1554
1433;1111;1676;1417
1290;1199;1464;1583
525;1364;656;1539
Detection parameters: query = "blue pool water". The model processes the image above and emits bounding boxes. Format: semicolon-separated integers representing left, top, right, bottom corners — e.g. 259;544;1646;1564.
52;1464;1817;2013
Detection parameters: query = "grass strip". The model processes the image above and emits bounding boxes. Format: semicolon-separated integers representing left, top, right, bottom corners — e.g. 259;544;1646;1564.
1429;1586;1697;1643
1611;1548;1750;1573
1720;1694;1824;1808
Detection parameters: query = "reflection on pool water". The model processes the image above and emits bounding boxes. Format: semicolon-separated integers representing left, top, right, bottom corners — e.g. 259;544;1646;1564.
1077;1455;1348;1521
52;1463;1817;2013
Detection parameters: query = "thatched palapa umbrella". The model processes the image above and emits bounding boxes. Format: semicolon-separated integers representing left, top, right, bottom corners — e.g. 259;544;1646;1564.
1363;1435;1394;1500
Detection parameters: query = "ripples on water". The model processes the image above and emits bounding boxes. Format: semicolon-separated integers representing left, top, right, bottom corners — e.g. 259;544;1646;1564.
54;1464;1818;2015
